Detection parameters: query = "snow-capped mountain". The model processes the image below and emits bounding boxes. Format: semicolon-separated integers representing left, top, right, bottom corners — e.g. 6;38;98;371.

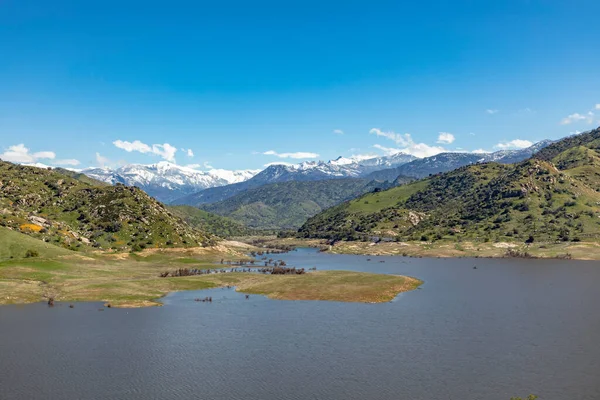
367;140;554;181
71;141;551;205
172;153;418;205
355;153;418;170
262;152;418;178
82;162;260;203
482;140;553;164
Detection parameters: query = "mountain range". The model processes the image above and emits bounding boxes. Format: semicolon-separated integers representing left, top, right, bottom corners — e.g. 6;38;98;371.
18;140;554;214
172;141;552;207
81;162;260;203
366;140;553;181
170;154;417;206
298;129;600;243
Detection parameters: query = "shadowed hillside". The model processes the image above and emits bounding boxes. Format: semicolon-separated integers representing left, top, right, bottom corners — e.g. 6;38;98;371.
168;205;258;238
199;178;398;230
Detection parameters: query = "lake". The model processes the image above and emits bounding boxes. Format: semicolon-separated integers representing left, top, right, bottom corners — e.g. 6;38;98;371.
1;248;599;400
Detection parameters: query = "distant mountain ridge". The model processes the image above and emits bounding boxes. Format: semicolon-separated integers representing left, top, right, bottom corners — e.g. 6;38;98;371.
367;140;554;181
72;153;416;203
81;162;260;203
172;153;419;206
27;140;549;206
173;141;552;206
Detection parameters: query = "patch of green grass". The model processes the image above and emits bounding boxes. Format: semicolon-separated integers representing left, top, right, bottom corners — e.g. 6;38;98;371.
347;180;429;214
0;227;74;261
169;205;258;238
222;270;423;303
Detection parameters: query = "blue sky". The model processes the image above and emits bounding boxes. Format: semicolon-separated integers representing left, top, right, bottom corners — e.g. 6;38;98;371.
1;0;599;170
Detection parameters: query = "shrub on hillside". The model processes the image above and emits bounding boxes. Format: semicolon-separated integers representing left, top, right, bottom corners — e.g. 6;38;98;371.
25;249;39;258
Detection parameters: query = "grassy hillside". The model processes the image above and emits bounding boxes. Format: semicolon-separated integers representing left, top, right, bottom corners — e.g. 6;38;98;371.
200;178;392;229
299;128;600;243
0;161;214;251
0;226;75;260
168;205;258;238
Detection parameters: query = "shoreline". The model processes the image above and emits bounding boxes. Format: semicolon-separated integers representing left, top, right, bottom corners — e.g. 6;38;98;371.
242;237;600;261
0;244;423;308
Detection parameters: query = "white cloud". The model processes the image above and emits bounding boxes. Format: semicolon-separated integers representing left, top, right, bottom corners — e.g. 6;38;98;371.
264;161;295;167
33;151;56;159
53;159;81;166
113;140;177;162
113;140;151;153
333;129;344;135
595;104;600;110
518;107;534;114
472;149;491;154
95;152;110;167
369;128;446;158
262;150;319;159
182;148;194;157
349;153;378;161
560;113;587;125
437;132;455;144
561;110;595;125
1;144;56;163
495;139;533;150
152;144;177;162
486;109;499;114
203;161;213;169
373;144;402;156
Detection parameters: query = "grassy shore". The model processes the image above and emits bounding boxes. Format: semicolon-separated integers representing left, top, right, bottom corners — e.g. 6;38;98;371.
243;236;600;260
0;240;421;307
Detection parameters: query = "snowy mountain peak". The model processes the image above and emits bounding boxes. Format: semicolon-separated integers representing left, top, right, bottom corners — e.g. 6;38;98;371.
74;140;552;205
81;163;260;203
329;156;355;165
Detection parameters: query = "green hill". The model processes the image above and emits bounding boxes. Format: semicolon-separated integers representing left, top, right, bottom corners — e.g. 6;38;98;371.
299;127;600;243
0;226;75;260
0;161;214;251
168;205;258;238
199;178;394;230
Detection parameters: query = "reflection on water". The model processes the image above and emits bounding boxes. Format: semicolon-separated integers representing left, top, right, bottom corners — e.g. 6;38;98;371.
1;248;599;400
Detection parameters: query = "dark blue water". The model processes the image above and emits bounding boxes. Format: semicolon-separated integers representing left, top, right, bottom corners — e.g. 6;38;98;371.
1;248;599;400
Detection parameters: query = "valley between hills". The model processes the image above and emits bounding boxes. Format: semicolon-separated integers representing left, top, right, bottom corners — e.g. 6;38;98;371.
3;127;600;307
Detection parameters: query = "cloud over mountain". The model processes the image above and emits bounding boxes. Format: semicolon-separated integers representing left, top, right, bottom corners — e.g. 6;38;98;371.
369;128;446;158
437;132;455;144
113;140;178;162
0;144;56;163
262;150;319;159
495;139;533;149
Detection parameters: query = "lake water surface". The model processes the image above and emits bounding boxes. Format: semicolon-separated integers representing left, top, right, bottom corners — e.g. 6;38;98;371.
1;248;599;400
